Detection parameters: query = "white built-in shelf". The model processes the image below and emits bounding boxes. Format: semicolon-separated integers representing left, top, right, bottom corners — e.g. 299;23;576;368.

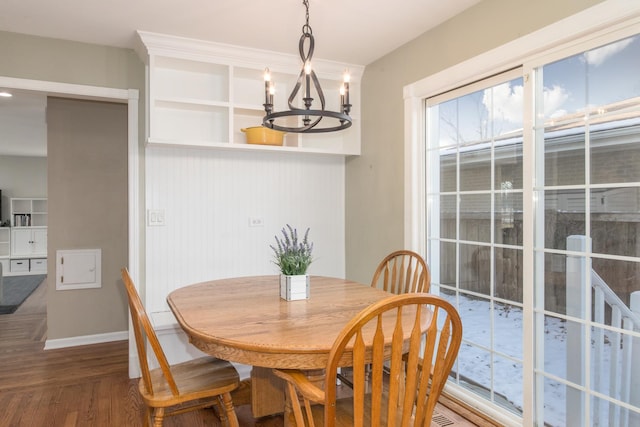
0;228;9;259
11;198;47;228
135;31;363;156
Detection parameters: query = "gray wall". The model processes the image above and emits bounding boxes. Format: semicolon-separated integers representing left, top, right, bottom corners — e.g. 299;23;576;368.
345;0;605;284
0;156;47;222
47;97;129;338
0;32;144;340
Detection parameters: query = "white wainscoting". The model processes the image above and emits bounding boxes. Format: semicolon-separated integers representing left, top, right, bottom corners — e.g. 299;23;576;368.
145;146;346;313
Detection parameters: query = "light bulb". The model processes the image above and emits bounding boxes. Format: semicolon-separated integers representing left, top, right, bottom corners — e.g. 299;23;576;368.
343;69;351;83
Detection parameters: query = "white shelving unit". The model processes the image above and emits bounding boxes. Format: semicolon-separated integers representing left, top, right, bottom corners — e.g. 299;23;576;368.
0;228;9;274
9;198;47;275
135;31;363;156
11;198;47;227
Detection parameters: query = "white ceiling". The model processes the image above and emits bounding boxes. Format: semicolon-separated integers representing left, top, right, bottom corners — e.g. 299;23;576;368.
0;0;482;156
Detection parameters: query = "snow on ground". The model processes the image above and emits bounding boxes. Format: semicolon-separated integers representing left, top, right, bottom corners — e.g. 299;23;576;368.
439;291;624;426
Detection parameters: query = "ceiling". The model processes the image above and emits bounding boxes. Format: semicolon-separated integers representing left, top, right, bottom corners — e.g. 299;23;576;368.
0;0;482;156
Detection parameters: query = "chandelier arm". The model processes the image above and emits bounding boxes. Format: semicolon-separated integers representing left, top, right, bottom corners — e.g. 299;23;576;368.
263;110;352;133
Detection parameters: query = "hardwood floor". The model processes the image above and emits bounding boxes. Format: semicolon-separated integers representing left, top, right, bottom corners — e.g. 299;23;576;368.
0;277;489;426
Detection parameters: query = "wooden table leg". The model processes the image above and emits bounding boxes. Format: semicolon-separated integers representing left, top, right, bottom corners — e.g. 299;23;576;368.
250;366;286;418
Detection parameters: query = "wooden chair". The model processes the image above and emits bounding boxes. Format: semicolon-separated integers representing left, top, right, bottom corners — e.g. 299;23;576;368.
274;293;463;426
336;250;429;386
121;268;240;427
371;250;431;294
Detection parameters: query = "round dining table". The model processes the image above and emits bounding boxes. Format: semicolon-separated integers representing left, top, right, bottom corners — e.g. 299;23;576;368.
166;275;424;421
166;275;394;370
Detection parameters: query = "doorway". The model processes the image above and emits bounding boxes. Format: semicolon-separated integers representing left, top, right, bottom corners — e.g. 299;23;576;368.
0;76;139;351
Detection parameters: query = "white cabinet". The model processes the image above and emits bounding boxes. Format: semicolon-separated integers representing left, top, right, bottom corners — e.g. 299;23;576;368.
11;228;47;258
135;31;363;156
9;198;48;275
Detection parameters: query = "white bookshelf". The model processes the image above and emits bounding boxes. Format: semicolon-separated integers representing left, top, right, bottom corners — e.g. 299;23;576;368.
135;31;363;156
8;198;48;275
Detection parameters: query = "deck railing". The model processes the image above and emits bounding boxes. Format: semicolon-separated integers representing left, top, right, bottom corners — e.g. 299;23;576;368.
566;235;640;426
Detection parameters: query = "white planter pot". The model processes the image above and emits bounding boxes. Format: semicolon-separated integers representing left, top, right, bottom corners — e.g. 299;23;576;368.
280;274;310;301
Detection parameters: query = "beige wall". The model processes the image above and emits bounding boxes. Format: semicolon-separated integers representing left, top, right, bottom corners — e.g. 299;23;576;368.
0;31;141;88
47;97;129;338
0;156;47;221
346;0;604;284
0;32;143;340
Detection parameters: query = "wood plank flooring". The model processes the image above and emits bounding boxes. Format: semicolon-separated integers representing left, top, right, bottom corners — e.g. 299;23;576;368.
0;277;487;426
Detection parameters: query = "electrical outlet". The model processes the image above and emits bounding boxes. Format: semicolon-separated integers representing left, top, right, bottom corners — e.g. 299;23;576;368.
249;217;264;227
148;209;165;226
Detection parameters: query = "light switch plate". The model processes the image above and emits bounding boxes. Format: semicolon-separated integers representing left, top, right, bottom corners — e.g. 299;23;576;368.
148;209;165;226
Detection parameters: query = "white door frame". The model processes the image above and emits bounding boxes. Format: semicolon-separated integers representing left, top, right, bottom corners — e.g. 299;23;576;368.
0;75;140;374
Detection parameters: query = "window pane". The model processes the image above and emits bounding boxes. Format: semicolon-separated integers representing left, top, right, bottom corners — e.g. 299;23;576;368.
494;301;523;358
456;345;492;398
439;241;456;287
460;144;491;191
586;35;640;107
543;253;569;315
495;191;522;246
485;78;524;138
494;357;523;416
460;194;491;243
543;54;586;120
591;258;640;319
440;147;456;192
440;194;457;239
457;89;488;144
542;314;575;381
592;188;640;258
437;98;459;147
544;189;586;250
494;248;523;303
458;294;491;348
494;136;523;190
544;126;586;186
543;378;574;427
460;243;490;296
590;119;640;185
589;325;636;409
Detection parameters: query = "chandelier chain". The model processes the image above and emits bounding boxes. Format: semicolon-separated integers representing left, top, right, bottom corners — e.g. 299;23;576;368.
304;0;310;30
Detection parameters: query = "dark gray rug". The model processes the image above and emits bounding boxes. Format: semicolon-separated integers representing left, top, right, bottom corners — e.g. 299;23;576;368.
0;274;46;314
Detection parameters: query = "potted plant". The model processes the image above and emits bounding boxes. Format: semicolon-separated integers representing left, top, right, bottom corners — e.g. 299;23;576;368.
271;224;313;300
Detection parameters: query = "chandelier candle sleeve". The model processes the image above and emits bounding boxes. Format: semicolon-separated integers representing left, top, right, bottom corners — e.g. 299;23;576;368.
264;68;270;105
343;69;350;114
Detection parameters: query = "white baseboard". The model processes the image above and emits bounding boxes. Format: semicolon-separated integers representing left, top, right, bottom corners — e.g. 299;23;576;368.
44;330;128;350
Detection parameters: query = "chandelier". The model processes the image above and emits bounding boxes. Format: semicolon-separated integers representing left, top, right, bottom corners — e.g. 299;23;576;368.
262;0;352;133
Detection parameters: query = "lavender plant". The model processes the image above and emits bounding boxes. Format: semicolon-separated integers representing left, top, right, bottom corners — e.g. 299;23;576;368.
270;224;313;275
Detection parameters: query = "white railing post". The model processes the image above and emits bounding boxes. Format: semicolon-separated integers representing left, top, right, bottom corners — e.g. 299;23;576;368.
630;291;640;424
566;235;589;427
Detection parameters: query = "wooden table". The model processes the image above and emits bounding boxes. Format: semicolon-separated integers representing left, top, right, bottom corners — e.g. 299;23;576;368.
167;275;418;420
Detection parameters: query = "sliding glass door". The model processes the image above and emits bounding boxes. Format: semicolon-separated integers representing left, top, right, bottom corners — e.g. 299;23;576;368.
425;32;640;426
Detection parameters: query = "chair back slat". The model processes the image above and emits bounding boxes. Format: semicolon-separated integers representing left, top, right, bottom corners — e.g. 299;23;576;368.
324;293;462;427
121;268;180;397
371;250;431;294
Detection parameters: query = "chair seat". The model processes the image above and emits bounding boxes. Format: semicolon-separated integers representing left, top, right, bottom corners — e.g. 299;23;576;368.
141;356;240;407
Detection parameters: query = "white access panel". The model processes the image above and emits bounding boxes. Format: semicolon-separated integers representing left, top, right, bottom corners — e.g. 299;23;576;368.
56;249;102;290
